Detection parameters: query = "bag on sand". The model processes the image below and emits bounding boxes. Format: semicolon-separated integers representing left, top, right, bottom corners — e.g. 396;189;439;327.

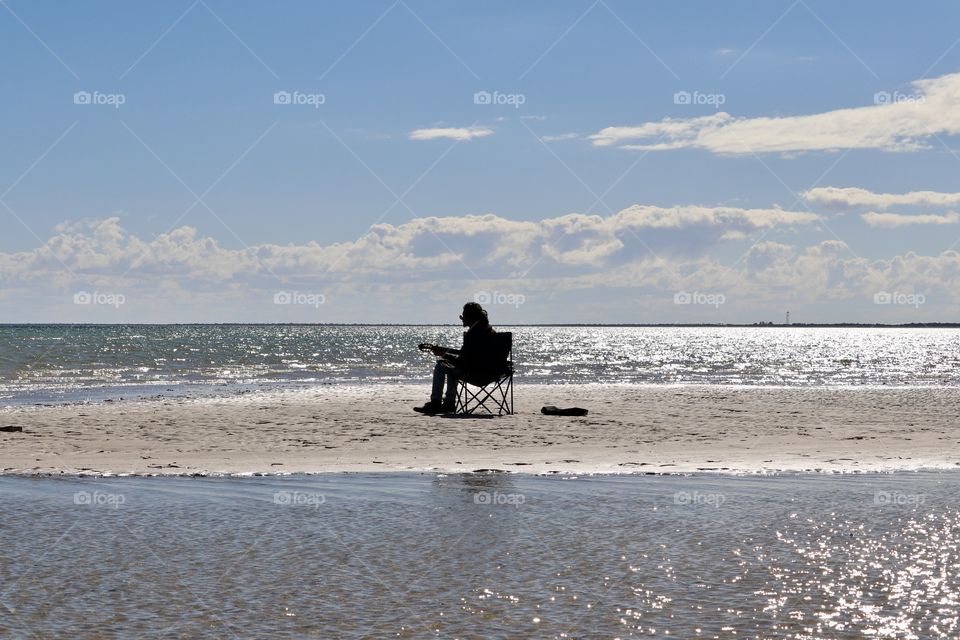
541;406;588;417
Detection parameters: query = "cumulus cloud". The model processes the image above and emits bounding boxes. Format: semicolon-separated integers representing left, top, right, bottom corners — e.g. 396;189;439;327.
589;72;960;155
804;186;960;210
6;208;960;322
861;211;960;228
408;126;494;141
0;205;820;287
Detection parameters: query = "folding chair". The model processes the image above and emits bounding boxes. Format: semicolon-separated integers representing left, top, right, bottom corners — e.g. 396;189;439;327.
455;331;514;416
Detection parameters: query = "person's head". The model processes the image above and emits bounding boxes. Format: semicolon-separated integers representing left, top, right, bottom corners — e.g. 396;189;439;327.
460;302;489;327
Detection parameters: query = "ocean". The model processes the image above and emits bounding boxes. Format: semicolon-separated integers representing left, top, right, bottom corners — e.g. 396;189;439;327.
4;326;960;638
1;472;957;639
3;325;960;406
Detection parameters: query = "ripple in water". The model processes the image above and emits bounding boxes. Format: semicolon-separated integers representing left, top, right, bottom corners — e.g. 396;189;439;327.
1;472;958;638
3;325;960;404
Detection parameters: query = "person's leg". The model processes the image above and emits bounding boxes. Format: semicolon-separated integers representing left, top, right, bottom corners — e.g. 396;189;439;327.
430;361;448;404
443;366;467;406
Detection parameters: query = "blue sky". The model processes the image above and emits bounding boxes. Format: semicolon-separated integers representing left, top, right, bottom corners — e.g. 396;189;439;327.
4;0;960;323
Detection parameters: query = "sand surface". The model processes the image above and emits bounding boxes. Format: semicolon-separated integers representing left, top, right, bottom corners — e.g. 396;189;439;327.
1;384;958;476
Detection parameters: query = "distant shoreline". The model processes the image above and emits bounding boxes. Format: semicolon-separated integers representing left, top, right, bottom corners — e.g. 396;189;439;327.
2;322;960;329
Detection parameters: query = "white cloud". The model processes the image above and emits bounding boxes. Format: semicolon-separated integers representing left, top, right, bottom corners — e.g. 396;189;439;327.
0;205;820;287
8;209;960;322
861;211;960;228
804;186;960;210
408;126;494;141
589;72;960;155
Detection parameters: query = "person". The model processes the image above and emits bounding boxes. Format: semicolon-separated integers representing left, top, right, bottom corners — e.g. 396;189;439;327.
414;302;498;415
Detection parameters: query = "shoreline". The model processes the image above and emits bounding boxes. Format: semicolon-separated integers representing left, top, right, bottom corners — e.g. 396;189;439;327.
6;322;960;327
7;379;960;412
2;383;959;477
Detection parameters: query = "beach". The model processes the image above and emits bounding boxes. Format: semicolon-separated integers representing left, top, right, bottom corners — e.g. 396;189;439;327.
3;383;958;476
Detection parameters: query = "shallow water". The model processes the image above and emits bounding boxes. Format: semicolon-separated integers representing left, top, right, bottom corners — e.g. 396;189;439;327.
1;472;958;638
3;325;960;405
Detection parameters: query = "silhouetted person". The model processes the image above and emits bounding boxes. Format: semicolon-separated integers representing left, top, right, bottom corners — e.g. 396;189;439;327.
414;302;497;414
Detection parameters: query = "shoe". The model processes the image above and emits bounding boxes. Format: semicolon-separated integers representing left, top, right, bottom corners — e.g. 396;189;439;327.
413;401;456;415
414;401;442;414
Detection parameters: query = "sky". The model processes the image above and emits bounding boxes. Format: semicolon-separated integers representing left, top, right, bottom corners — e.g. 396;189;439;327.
3;0;960;323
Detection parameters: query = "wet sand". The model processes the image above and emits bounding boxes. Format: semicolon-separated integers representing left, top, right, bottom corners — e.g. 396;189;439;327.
1;384;958;476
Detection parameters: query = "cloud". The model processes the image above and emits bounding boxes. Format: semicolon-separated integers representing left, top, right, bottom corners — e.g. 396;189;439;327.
804;186;960;210
861;211;960;228
588;71;960;155
6;213;960;322
408;126;494;141
0;205;820;288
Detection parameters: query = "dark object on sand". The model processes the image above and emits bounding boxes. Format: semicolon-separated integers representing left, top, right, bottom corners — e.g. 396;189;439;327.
0;426;23;433
541;406;588;417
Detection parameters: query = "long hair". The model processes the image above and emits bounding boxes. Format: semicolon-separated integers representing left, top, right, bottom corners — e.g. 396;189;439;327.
462;302;489;325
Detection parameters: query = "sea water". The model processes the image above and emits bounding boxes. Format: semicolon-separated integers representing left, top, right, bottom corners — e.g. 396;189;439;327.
3;325;960;406
1;472;958;638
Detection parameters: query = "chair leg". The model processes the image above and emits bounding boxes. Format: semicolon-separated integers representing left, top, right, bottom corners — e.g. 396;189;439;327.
456;380;469;414
458;380;486;415
471;383;503;414
455;374;514;416
471;377;513;415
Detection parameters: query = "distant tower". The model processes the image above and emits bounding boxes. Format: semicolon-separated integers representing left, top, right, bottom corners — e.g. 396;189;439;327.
785;311;790;325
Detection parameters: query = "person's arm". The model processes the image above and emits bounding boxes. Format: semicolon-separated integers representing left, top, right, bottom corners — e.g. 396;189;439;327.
430;345;461;356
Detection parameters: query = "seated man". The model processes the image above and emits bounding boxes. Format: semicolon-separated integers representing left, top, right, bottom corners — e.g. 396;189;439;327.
414;302;499;415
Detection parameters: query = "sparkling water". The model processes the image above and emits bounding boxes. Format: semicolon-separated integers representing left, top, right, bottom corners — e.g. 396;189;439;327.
3;325;960;405
1;472;957;638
